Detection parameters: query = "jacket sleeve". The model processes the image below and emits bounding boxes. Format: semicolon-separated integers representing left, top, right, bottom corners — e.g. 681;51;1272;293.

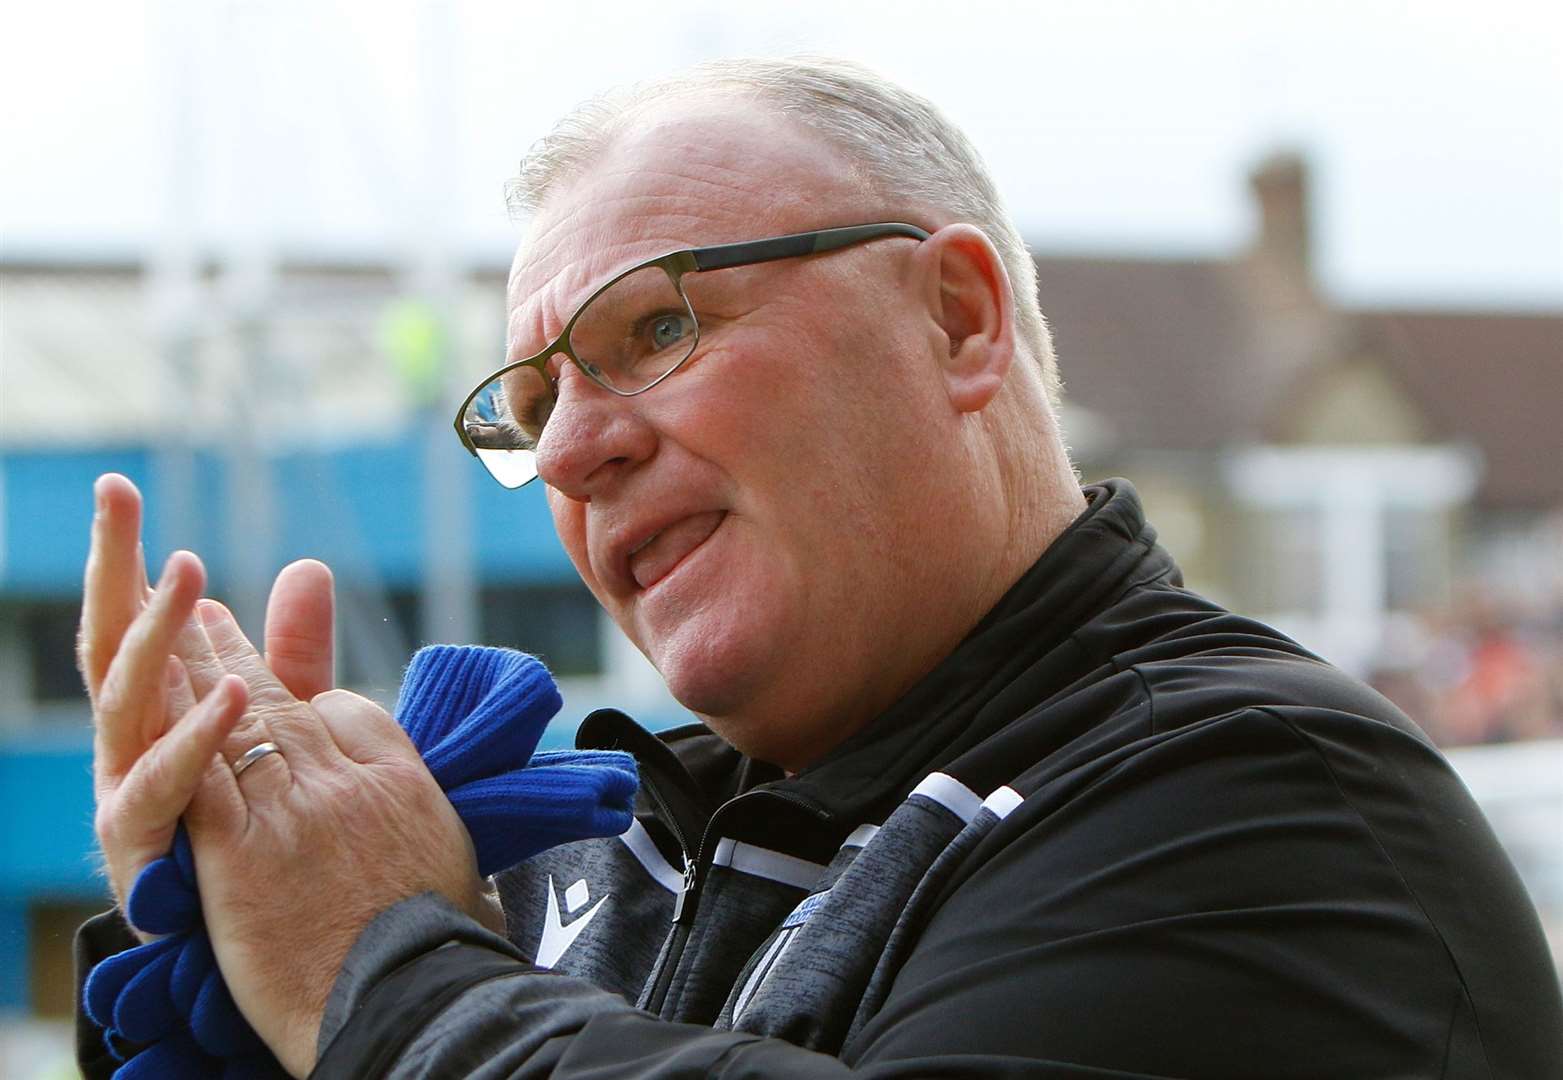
74;907;146;1078
313;708;1556;1079
312;894;1165;1079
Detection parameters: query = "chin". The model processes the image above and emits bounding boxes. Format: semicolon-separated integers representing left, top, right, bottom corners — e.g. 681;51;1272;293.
659;636;850;772
630;529;799;709
654;623;768;721
642;609;787;733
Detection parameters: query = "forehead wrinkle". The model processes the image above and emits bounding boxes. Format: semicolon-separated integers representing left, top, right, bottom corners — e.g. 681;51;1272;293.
506;204;618;353
506;235;697;359
507;200;719;349
508;207;584;309
506;263;591;357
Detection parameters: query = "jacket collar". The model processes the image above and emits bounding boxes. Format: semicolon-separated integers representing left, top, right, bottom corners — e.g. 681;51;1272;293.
763;477;1180;826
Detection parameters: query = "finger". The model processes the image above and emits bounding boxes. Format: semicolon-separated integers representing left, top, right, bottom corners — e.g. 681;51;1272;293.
179;683;255;842
265;559;336;701
199;600;339;762
79;474;148;700
114;675;249;856
166;656;197;718
95;552;207;779
185;744;248;842
174;601;230;702
171;599;291;777
196;600;295;709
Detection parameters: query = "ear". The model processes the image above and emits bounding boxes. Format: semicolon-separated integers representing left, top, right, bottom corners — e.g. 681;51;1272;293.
914;224;1016;413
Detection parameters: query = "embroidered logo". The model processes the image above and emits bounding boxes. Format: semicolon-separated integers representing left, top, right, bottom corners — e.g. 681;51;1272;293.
537;875;608;970
732;889;831;1021
782;889;830;929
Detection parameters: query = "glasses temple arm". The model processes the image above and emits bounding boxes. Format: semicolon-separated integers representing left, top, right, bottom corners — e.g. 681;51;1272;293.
690;222;930;272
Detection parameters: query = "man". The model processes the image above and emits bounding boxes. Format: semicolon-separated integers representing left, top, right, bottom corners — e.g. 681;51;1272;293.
78;58;1561;1077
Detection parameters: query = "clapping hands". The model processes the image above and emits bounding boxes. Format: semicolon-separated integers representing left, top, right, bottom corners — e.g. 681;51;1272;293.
81;475;496;1076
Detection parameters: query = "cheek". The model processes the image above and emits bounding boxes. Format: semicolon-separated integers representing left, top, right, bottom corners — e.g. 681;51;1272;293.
668;320;860;461
546;492;595;590
667;320;924;548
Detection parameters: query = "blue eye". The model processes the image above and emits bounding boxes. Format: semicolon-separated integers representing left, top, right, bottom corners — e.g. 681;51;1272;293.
650;314;693;350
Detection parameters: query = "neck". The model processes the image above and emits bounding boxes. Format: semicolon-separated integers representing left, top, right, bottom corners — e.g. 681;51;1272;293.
974;392;1089;631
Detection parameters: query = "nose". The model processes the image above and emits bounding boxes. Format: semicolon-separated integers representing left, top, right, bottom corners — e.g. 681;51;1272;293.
533;364;658;501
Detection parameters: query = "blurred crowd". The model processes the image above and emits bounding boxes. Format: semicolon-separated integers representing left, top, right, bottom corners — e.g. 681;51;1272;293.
1371;590;1563;747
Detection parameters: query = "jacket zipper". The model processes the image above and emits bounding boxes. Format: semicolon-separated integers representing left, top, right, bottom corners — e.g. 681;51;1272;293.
642;787;831;1017
639;769;697;1016
670;858;698;922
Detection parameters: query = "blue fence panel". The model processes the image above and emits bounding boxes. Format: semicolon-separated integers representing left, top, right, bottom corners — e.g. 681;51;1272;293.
2;436;576;594
0;739;99;902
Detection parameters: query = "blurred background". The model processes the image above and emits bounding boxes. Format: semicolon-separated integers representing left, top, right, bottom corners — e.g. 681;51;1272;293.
2;0;1559;1071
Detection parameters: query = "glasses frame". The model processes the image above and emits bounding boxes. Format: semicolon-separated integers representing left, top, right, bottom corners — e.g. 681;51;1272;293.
453;221;931;485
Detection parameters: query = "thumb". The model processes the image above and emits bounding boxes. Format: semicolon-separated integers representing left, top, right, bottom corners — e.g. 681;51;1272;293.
311;689;419;765
265;559;335;701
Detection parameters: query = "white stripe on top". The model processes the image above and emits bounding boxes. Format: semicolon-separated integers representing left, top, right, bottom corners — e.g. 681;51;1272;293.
981;785;1025;819
909;772;984;824
711;837;827;889
617;818;685;893
842;823;881;849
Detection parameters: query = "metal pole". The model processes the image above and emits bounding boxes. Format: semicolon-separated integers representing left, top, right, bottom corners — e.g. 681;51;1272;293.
414;3;476;649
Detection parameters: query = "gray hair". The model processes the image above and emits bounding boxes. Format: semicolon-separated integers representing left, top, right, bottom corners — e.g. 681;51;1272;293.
506;56;1059;407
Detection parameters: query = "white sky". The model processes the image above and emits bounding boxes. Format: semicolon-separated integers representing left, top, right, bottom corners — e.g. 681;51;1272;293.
1;0;1560;307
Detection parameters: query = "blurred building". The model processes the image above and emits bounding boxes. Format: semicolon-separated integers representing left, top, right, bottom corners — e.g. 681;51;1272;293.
1050;153;1563;746
2;153;1558;1026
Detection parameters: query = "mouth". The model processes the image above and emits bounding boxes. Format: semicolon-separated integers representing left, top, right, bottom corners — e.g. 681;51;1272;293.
626;510;727;592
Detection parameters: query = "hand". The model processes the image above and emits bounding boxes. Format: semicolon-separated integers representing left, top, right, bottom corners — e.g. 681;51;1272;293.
175;603;498;1077
80;473;336;915
81;474;239;917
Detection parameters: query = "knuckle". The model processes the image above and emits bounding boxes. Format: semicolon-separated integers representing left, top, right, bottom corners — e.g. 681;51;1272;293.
245;699;300;729
266;628;325;656
309;687;358;711
136;745;171;795
93;801;123;847
95;661;128;713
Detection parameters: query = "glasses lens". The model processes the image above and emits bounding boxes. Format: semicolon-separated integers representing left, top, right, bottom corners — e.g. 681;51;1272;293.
568;264;697;392
461;365;553;488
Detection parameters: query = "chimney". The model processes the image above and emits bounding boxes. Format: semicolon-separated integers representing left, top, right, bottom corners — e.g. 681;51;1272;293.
1250;153;1313;274
1232;150;1340;421
1240;150;1327;324
1246;151;1315;299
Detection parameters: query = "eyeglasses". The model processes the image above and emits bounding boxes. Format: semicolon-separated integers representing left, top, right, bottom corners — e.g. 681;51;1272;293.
454;221;931;488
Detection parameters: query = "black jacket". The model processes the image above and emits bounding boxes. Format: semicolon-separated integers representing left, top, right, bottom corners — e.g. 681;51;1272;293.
83;480;1563;1078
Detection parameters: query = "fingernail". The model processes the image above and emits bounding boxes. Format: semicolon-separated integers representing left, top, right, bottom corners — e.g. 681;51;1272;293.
197;599;225;626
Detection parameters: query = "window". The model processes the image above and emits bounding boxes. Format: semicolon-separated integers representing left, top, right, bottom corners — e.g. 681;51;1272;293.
480;584;603;677
335;587;423;693
0;598;87;707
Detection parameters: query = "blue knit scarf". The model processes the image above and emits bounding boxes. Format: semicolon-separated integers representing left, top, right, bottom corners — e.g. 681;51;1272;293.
83;645;639;1077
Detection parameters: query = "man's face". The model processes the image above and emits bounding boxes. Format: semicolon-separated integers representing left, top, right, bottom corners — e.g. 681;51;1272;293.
506;102;965;770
